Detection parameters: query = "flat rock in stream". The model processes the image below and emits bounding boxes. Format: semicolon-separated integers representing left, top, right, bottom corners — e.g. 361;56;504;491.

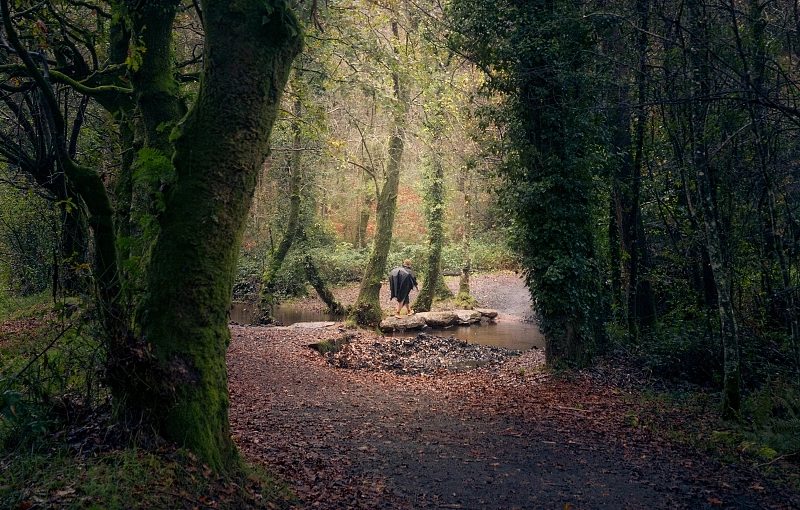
285;321;338;329
476;308;498;319
455;310;483;324
414;311;457;327
379;309;499;332
378;314;427;332
326;332;521;375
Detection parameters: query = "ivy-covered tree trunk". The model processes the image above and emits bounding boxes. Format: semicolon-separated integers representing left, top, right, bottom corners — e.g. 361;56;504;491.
456;164;475;306
450;0;603;367
352;123;404;325
132;0;302;472
414;142;450;312
356;200;371;249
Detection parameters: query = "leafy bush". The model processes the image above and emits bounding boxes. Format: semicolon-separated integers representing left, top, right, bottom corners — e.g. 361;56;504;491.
0;185;56;297
387;237;518;276
233;249;264;302
306;243;368;285
467;235;519;271
0;303;106;450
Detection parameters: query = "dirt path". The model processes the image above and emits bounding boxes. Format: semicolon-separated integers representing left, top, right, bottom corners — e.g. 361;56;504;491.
227;275;797;509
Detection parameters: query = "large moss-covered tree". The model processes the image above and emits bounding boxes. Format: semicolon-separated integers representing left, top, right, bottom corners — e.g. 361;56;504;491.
133;0;302;470
1;0;303;472
448;0;604;367
413;95;453;312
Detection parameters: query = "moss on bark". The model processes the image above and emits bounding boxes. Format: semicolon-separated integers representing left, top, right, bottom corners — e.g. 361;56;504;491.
352;15;409;326
132;0;302;472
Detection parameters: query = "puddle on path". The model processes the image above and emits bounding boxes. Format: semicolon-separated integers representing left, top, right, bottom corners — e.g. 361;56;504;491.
231;302;544;351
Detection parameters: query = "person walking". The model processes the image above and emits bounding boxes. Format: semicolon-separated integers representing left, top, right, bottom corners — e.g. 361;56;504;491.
389;259;418;318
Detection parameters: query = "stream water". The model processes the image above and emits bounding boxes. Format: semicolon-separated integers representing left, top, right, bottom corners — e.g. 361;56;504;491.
230;302;545;351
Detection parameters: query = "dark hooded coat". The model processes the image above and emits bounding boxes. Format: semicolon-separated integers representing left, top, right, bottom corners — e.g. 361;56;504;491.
389;266;417;304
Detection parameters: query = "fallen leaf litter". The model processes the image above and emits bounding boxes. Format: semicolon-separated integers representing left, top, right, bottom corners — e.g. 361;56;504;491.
324;332;525;375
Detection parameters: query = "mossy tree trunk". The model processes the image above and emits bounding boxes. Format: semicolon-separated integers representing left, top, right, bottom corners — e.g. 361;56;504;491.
260;91;304;314
352;17;409;326
303;252;347;316
413;133;451;312
457;169;474;306
131;0;302;472
356;197;372;249
352;125;403;325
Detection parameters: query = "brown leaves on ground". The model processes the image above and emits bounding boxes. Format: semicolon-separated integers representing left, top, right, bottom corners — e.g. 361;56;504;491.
228;325;799;509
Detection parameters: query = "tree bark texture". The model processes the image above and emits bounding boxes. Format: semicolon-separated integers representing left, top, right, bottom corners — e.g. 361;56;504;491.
133;0;302;472
352;125;403;325
414;141;448;312
687;0;740;416
352;18;409;326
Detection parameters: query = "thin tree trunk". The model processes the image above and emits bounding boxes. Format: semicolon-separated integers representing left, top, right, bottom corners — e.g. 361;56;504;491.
687;0;740;417
356;205;370;249
457;187;473;303
260;92;304;313
413;130;451;312
352;17;409;326
303;253;347;316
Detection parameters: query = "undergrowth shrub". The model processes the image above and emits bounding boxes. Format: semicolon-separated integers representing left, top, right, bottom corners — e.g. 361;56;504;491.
0;304;106;450
744;379;800;458
234;236;519;304
625;319;722;387
0;290;52;322
233;249;264;302
387;238;519;276
306;244;368;284
467;234;519;271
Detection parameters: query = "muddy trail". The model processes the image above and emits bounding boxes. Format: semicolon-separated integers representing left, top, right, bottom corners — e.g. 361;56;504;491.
227;275;797;509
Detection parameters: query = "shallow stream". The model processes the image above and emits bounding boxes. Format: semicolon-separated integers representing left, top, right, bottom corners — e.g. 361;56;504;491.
230;302;545;351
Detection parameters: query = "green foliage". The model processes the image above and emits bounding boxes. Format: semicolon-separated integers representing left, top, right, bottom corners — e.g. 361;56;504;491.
454;292;476;309
627;321;722;387
0;442;295;509
0;306;104;447
0;291;51;322
449;0;605;366
132;147;175;214
744;379;800;458
0;304;294;508
464;235;518;272
387;238;517;277
0;184;57;297
237;241;368;303
235;237;518;304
